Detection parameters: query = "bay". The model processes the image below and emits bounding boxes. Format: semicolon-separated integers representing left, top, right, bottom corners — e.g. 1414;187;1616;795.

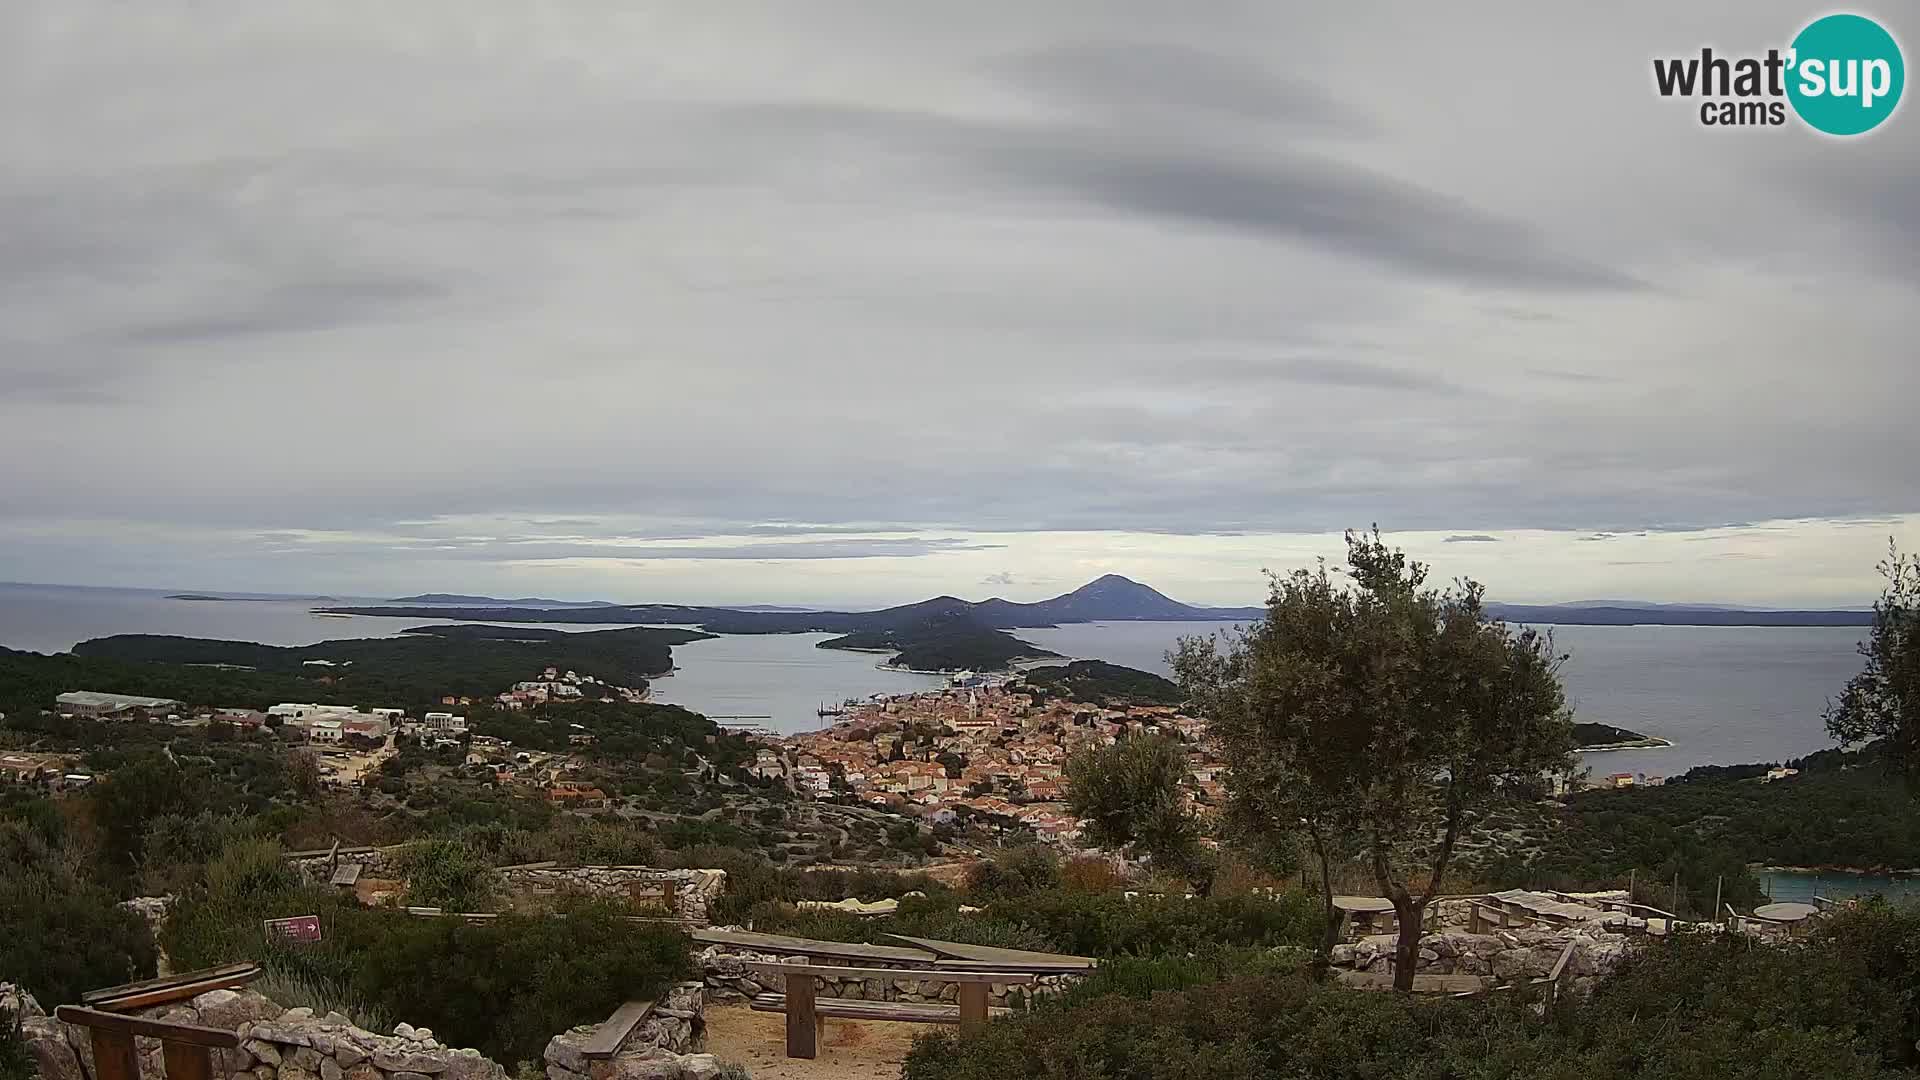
1;585;1875;775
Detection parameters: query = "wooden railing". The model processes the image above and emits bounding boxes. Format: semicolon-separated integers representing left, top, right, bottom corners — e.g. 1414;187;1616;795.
55;1006;239;1080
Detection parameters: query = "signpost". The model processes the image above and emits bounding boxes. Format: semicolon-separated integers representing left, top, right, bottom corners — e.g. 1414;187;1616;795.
263;915;322;944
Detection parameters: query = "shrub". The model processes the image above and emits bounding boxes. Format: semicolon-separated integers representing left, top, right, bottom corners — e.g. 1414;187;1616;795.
964;845;1060;901
0;821;157;1006
904;907;1920;1080
396;840;496;912
985;889;1319;958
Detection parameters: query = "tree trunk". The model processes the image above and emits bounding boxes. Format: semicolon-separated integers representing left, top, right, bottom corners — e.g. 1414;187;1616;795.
1308;824;1339;970
1391;895;1425;992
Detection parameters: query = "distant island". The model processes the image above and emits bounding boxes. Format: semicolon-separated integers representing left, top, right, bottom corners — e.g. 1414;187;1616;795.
321;574;1874;632
817;612;1059;673
1571;721;1673;751
1015;659;1184;706
387;593;619;608
169;593;338;603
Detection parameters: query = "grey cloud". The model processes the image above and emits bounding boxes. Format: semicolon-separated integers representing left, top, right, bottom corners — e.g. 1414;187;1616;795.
982;571;1016;585
270;535;1002;563
118;274;445;345
1444;534;1501;543
997;41;1369;132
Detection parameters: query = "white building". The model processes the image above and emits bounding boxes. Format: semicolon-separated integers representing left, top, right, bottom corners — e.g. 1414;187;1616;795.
307;719;345;744
423;712;468;733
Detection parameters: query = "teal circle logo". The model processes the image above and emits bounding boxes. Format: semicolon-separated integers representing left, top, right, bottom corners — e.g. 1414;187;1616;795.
1787;14;1904;135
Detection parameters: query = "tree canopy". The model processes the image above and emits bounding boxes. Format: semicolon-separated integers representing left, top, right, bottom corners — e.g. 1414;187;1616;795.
1176;528;1574;989
1827;541;1920;788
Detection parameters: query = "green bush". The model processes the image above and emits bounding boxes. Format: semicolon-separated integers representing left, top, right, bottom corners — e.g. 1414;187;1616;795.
0;820;157;1006
395;840;497;912
987;889;1319;958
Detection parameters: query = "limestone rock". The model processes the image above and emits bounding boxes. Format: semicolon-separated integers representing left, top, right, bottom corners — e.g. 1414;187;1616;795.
193;990;285;1032
677;1055;723;1080
281;1065;319;1080
392;1071;434;1080
335;1041;370;1068
289;1045;324;1071
344;1064;384;1080
244;1039;283;1066
322;1056;345;1080
22;1017;86;1080
373;1049;451;1073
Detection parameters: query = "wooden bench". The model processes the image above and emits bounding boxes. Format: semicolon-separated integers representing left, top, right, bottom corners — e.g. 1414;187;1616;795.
82;963;263;1012
57;1006;240;1080
749;994;1011;1024
576;1000;656;1060
743;962;1037;1059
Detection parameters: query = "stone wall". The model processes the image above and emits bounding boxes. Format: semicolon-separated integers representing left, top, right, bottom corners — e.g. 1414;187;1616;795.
496;867;725;926
1330;926;1631;996
696;942;1083;1009
9;984;502;1080
285;849;725;926
9;981;719;1080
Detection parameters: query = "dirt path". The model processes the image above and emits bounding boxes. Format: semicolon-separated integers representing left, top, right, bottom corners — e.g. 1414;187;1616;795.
702;1002;939;1079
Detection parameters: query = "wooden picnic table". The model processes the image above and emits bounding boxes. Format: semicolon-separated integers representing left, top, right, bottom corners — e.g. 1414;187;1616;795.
743;962;1037;1059
880;934;1097;972
689;928;939;965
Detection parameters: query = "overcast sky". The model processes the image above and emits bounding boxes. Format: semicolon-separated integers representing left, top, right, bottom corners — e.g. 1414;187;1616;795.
3;2;1914;609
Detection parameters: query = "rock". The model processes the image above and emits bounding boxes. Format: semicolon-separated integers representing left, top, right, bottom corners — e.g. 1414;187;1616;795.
677;1055;723;1080
322;1057;345;1080
344;1064;384;1080
374;1050;450;1073
392;1071;434;1080
413;1028;434;1043
22;1017;86;1080
595;1052;681;1080
281;1066;320;1080
194;990;285;1032
548;1067;591;1080
334;1042;369;1069
282;1007;316;1024
324;1013;352;1027
544;1031;592;1074
1328;944;1356;966
440;1048;505;1080
244;1040;284;1066
289;1045;324;1071
1;983;46;1020
395;1023;417;1039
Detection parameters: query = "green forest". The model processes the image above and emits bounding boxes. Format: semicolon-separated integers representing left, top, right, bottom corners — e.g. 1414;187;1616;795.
0;625;710;716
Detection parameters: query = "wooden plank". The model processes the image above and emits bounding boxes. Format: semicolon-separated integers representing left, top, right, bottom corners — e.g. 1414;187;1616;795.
577;1001;655;1060
88;1026;140;1080
690;928;937;965
162;1039;215;1080
750;995;1005;1024
784;971;817;1059
83;963;259;1004
957;983;989;1033
742;963;1037;984
55;1007;242;1049
330;863;362;887
85;968;262;1012
881;935;1096;970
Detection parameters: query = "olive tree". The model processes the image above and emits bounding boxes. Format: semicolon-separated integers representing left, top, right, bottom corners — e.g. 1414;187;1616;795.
1826;540;1920;785
1175;529;1573;991
1065;734;1211;892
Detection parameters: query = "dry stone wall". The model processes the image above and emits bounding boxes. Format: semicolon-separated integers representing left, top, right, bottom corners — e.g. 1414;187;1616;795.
284;848;725;926
496;867;725;925
9;984;505;1080
696;940;1083;1008
9;980;719;1080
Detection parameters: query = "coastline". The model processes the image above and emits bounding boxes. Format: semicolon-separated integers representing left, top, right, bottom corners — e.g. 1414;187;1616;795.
1575;737;1676;753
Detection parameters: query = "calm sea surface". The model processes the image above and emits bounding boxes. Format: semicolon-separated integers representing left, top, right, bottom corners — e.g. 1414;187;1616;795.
0;584;1870;769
